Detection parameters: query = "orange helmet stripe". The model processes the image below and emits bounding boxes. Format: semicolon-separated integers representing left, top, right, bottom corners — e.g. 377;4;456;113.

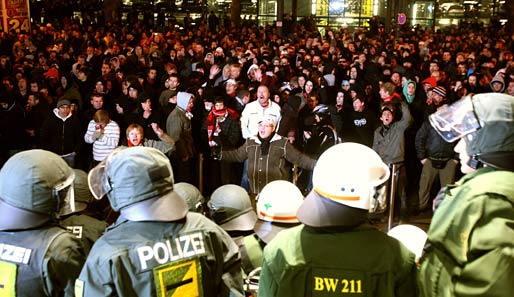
258;211;297;221
314;188;361;201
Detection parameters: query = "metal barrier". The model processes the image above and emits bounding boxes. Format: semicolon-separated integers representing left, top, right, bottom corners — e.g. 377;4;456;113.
198;153;204;194
387;162;402;231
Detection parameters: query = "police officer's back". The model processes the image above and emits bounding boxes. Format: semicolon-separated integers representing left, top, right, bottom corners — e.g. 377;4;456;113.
259;143;418;297
0;150;86;296
208;184;261;275
76;146;244;296
59;169;108;255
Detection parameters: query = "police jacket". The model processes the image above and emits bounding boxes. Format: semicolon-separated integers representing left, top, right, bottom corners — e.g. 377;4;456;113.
303;124;340;159
418;168;514;297
259;224;418;297
0;225;85;297
60;214;108;256
220;134;316;195
76;212;244;297
415;120;457;161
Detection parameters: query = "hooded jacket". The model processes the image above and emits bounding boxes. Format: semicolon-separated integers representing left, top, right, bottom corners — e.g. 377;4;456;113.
166;92;195;160
40;108;83;155
490;72;505;93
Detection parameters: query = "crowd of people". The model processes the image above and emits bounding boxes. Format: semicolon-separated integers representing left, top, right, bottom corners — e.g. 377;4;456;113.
0;11;513;297
1;14;513;211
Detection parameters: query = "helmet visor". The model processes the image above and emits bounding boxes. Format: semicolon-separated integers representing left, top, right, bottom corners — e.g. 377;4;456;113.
429;95;481;142
88;160;109;200
87;147;126;200
53;171;75;217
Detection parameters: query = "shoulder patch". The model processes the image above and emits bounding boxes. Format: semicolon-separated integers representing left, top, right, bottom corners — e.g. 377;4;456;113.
153;258;203;297
0;260;17;296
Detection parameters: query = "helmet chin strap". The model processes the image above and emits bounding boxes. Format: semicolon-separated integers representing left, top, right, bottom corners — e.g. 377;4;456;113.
467;155;483;170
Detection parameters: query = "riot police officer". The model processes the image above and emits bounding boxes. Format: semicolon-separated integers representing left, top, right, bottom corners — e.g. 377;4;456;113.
76;146;244;296
259;143;418;296
0;149;85;296
59;169;108;255
419;93;514;296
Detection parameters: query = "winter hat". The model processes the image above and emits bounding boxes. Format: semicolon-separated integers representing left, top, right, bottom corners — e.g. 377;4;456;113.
57;99;71;108
432;86;446;98
45;67;59;79
421;76;437;88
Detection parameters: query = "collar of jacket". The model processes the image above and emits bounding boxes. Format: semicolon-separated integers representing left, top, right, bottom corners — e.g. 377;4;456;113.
251;133;282;144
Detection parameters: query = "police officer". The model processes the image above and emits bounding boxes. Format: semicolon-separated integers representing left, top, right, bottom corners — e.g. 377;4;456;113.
0;150;86;296
207;184;258;248
59;169;108;255
76;146;244;296
418;93;514;296
303;104;340;158
259;143;418;296
299;104;340;193
254;180;304;244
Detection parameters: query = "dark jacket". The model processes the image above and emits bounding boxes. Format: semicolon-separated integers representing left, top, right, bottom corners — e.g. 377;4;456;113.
415;120;457;161
344;108;379;147
221;134;316;194
40;109;83;156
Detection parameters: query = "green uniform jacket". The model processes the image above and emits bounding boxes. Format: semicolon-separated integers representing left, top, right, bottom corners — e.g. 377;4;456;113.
418;168;514;297
76;212;244;297
0;225;85;297
60;213;108;255
259;224;417;297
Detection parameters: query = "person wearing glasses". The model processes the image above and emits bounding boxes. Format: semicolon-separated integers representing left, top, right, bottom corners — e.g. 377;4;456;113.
215;114;316;205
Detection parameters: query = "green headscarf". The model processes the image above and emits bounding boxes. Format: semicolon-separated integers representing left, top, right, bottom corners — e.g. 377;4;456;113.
403;79;416;104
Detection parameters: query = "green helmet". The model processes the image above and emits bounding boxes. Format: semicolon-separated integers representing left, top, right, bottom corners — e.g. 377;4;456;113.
430;93;514;170
174;182;204;213
88;146;188;221
0;150;75;230
208;184;257;231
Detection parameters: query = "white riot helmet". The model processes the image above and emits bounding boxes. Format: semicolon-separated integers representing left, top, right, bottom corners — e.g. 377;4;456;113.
254;180;304;242
388;224;428;263
297;143;390;227
256;180;303;223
